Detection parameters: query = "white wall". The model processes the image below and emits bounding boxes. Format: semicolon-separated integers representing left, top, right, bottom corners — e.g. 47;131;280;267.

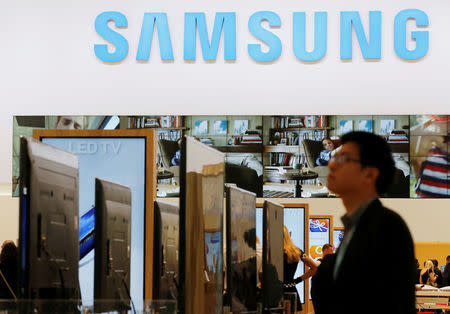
0;0;449;242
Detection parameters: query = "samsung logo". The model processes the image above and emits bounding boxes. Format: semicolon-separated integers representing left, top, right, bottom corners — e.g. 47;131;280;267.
94;10;429;63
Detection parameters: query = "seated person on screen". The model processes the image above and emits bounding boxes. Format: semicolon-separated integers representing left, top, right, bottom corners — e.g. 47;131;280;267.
171;139;182;166
316;138;335;166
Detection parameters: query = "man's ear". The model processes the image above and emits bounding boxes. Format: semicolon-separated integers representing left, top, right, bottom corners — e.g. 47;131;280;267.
365;167;380;184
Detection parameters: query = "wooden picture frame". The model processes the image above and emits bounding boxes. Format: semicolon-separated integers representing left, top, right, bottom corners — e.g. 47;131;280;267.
33;129;157;301
307;214;333;310
332;227;345;251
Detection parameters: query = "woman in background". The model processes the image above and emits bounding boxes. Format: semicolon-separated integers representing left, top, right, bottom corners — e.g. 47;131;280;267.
283;226;317;312
420;259;438;287
0;241;18;299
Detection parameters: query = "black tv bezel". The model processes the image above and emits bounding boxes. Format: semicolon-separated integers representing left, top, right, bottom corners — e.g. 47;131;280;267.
94;178;132;313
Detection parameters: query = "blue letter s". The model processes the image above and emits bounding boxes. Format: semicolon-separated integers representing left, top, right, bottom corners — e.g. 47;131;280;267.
94;11;128;62
248;11;282;62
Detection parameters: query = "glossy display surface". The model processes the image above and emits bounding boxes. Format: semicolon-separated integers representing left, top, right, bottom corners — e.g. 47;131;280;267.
225;186;257;313
42;137;145;307
153;200;179;301
262;200;284;309
180;136;225;314
256;207;306;304
19;137;79;300
94;178;132;313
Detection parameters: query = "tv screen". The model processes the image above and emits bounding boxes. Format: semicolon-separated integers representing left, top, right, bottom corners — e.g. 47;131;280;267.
256;206;306;304
94;178;132;313
18;137;80;301
41;137;146;306
79;207;95;260
179;136;225;314
153;200;179;301
262;200;284;309
225;186;257;313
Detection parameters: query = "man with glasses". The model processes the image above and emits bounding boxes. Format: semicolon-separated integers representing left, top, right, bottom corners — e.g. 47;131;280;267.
328;131;416;313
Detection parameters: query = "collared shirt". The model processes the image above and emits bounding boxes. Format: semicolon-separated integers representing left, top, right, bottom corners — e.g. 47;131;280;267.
333;197;377;280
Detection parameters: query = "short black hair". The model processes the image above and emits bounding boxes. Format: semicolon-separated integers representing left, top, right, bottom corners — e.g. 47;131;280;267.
322;243;333;251
447;255;450;262
341;131;395;195
0;242;17;264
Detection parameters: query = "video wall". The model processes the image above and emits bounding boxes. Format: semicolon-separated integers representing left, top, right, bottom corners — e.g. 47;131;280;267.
12;115;449;198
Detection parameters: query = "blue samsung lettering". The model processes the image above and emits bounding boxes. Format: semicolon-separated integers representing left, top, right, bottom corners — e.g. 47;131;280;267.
248;11;282;62
293;12;327;61
94;11;129;62
340;11;381;60
137;13;174;61
184;12;236;60
394;9;429;60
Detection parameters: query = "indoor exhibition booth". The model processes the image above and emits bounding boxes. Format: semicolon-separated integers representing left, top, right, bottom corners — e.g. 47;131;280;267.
5;125;450;313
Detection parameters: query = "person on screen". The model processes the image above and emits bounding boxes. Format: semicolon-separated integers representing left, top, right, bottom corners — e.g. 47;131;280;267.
54;116;88;129
282;226;317;312
316;138;335;166
171;139;182;166
327;131;415;313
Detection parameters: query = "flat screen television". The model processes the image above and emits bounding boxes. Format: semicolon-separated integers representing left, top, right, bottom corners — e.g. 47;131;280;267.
41;136;146;305
153;200;179;301
18;137;80;302
256;206;306;305
179;136;225;314
94;178;132;313
262;200;284;309
225;186;257;313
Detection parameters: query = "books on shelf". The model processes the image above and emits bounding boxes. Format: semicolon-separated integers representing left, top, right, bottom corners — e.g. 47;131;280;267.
288;118;304;127
157;129;182;141
241;130;262;144
269;152;306;166
304;115;328;128
271;116;328;129
387;130;409;143
128;116;183;129
272;129;326;145
271;116;290;129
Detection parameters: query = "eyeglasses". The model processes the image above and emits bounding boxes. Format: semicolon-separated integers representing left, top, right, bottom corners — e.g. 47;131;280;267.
329;154;361;166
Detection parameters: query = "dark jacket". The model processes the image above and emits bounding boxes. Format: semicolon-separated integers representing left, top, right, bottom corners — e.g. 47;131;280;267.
333;199;416;314
311;253;336;314
443;262;450;287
